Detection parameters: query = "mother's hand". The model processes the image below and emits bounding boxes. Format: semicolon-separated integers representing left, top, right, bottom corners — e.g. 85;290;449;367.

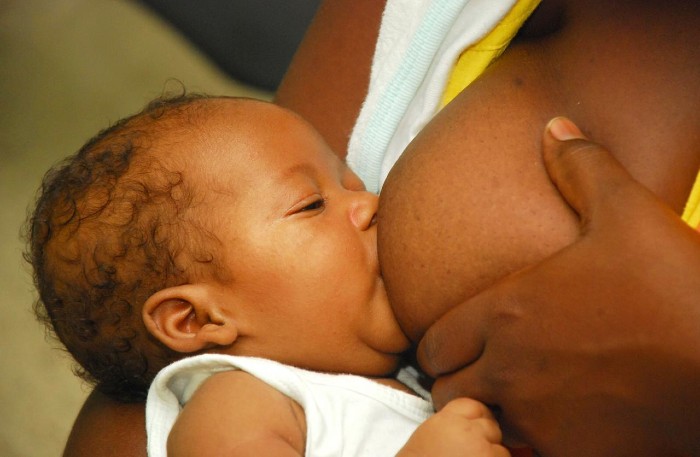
417;117;700;457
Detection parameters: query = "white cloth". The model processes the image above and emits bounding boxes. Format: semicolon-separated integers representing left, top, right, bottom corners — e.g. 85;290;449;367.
346;0;518;193
146;354;434;457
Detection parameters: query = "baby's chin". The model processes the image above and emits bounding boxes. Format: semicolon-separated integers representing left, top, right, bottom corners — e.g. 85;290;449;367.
367;348;410;378
371;280;413;351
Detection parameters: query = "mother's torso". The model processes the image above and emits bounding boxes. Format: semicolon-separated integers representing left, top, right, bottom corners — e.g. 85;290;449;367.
377;0;700;340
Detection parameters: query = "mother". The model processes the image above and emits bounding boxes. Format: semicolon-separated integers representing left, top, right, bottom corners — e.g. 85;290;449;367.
65;0;700;456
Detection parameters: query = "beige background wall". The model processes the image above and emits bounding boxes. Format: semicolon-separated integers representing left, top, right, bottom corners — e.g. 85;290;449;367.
0;1;269;455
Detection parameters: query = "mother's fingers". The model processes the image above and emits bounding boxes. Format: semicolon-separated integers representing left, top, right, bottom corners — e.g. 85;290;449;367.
417;293;490;379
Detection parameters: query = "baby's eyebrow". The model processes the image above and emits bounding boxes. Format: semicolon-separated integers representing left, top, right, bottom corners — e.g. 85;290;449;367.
280;162;319;180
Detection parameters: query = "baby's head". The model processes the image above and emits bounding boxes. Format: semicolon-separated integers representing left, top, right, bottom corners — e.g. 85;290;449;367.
27;94;224;400
28;95;409;402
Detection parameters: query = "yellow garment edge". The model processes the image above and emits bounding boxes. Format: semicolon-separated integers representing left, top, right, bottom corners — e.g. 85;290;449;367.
441;0;542;107
442;0;700;230
683;172;700;229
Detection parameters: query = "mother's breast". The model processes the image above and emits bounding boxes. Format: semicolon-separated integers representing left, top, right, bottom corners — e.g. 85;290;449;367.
378;45;580;342
377;0;700;342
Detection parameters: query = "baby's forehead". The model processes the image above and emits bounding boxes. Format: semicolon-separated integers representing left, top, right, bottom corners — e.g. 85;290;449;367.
136;97;343;182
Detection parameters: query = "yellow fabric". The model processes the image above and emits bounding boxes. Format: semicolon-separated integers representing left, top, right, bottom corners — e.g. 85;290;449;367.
682;171;700;229
441;0;542;107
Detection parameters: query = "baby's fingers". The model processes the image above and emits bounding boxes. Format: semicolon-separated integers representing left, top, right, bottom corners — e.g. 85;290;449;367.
441;397;494;419
440;398;503;444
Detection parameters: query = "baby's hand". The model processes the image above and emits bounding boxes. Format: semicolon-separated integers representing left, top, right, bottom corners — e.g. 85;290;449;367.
398;398;511;456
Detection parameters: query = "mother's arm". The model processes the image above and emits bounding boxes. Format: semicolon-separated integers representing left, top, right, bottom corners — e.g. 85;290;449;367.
63;390;146;457
63;1;385;455
275;0;386;157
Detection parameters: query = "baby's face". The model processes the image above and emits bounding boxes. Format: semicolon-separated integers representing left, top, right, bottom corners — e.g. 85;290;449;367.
171;99;409;375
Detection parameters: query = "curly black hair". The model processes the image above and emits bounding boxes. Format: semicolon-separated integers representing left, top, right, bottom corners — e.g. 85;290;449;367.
25;93;226;402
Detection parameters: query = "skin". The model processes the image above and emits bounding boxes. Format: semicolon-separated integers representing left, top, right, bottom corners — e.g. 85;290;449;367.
65;2;388;453
63;389;145;457
375;2;700;455
64;0;700;455
74;98;512;456
379;0;700;342
142;98;410;378
168;369;507;457
418;118;700;456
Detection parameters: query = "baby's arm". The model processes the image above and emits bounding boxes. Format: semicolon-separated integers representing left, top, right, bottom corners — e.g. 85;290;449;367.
398;398;511;457
167;370;305;457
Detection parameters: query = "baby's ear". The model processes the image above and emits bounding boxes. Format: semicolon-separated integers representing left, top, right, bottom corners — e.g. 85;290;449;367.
142;284;238;353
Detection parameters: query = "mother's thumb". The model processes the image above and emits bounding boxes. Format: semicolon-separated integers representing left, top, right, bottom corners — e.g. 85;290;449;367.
543;117;637;226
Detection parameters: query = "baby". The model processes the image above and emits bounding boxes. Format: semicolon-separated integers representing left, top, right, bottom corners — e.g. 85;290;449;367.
27;94;510;456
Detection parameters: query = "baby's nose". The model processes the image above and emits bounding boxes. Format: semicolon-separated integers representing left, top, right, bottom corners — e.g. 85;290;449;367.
350;192;379;230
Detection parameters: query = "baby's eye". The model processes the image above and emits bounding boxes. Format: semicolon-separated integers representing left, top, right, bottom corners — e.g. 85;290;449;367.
299;198;325;212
